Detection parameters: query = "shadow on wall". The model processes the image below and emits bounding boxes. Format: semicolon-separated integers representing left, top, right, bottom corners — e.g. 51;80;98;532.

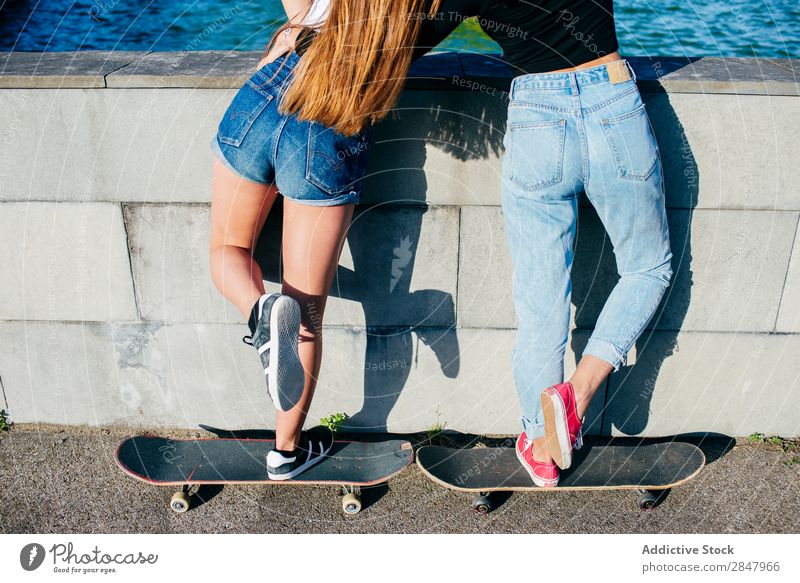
249;91;506;431
250;55;698;436
253;207;462;432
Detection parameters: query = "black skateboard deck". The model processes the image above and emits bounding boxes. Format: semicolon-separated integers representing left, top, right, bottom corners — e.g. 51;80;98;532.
417;441;705;512
116;436;413;514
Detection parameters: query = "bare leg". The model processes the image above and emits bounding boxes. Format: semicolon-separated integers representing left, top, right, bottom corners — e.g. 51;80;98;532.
209;160;278;318
530;436;553;463
274;199;354;451
569;354;614;419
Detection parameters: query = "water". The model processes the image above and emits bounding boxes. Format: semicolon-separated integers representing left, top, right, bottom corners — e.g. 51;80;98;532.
0;0;797;58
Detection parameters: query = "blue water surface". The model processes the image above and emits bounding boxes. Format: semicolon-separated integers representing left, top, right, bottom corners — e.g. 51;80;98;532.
0;0;797;58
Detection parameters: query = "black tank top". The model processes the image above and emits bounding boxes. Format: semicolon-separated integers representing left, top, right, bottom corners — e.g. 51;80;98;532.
415;0;619;74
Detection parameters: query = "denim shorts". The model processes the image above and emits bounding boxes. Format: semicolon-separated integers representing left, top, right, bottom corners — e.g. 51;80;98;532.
211;51;372;206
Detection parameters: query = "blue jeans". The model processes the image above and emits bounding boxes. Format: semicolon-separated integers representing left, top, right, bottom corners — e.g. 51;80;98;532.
500;60;673;440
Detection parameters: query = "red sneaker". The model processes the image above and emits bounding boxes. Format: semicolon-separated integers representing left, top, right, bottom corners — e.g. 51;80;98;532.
515;432;559;488
541;382;584;470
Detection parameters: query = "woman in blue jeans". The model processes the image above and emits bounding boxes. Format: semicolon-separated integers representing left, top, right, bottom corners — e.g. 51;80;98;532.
500;3;672;487
503;56;672;486
419;0;673;485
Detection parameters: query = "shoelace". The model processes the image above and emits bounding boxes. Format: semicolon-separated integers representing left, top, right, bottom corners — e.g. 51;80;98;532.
243;334;272;354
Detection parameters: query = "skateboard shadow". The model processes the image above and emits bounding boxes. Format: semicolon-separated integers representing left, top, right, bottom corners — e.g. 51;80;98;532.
191;484;225;510
359;483;390;510
251;54;507;432
656;432;735;465
568;433;735;465
199;424;276;440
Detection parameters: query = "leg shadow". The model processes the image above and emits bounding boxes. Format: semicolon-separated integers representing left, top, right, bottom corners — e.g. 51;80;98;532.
198;424;276;440
245;56;517;433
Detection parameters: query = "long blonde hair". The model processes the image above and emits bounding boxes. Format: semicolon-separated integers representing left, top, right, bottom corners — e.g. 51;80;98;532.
270;0;441;136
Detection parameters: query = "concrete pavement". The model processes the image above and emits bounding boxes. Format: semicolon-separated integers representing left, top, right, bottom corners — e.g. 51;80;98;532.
1;426;798;534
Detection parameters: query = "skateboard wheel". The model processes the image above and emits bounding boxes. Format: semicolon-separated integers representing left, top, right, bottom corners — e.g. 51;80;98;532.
170;491;191;513
472;494;493;514
638;490;658;511
342;493;362;515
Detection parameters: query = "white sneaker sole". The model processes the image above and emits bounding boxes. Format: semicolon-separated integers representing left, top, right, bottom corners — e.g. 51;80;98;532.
268;296;305;412
541;389;573;470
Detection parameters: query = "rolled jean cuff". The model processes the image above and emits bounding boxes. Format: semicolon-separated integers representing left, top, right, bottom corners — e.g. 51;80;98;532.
583;337;627;372
522;417;544;440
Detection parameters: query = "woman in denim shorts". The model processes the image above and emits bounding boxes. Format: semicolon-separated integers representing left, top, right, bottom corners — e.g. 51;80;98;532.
209;0;440;480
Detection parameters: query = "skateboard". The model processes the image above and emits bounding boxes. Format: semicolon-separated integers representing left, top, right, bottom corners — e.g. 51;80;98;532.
115;436;413;515
416;440;705;513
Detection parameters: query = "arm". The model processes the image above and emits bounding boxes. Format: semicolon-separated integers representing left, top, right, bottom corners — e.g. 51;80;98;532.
282;0;313;23
258;0;313;67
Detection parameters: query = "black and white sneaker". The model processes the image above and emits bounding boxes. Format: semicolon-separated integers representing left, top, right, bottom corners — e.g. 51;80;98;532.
266;426;335;480
242;292;305;412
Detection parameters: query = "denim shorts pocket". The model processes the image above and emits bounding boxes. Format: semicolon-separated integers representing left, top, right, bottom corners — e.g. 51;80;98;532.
306;122;370;195
600;105;658;181
217;78;274;147
509;119;566;191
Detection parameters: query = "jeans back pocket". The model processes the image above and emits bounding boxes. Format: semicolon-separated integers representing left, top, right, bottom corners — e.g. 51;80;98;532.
217;77;274;148
600;104;658;181
509;119;566;192
306;122;371;195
